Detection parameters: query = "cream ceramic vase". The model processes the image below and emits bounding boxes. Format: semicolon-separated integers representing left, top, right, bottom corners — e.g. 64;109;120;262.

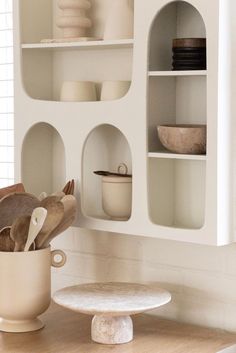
0;247;66;333
102;175;132;220
103;0;134;40
60;81;97;101
57;0;92;38
100;81;131;101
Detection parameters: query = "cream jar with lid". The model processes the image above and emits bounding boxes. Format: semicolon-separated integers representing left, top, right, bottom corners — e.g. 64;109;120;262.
102;174;132;220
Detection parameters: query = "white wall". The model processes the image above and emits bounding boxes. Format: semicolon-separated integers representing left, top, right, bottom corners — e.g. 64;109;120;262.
52;228;236;332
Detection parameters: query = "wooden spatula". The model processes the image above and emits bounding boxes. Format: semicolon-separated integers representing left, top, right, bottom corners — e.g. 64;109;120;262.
10;215;31;252
24;207;47;251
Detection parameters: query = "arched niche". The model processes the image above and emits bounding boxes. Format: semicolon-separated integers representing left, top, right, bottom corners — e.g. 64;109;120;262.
149;1;206;71
21;122;66;196
82;124;132;220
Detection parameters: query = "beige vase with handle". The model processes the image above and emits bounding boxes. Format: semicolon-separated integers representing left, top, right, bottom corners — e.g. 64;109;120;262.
0;247;66;333
103;0;134;40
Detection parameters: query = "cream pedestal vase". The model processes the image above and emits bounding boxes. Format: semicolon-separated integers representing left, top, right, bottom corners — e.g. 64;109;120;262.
57;0;92;38
103;0;134;40
0;247;66;333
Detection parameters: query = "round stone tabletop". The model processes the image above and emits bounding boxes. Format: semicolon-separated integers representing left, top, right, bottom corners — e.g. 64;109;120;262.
53;282;171;316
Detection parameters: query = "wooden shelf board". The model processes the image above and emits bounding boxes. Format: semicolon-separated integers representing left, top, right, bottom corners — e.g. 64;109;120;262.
21;39;134;51
149;70;207;77
148;152;207;161
2;303;236;353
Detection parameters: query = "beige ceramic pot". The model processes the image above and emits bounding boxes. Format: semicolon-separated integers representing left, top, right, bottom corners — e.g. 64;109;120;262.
102;175;132;220
0;247;66;333
60;81;97;102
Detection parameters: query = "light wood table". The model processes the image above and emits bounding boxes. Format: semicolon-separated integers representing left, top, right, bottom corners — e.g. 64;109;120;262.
1;303;236;353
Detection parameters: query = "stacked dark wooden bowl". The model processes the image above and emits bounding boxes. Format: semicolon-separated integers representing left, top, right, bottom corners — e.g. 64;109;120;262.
172;38;206;70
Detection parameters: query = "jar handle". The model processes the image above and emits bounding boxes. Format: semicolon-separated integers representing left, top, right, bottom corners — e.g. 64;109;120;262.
51;250;67;268
117;163;128;175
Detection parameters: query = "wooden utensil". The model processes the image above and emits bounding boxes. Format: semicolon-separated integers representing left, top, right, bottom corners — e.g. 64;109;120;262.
35;201;64;249
38;192;47;201
0;227;15;252
0;193;40;230
68;179;75;195
41;214;76;249
10;215;31;252
24;207;48;251
40;195;62;208
52;191;65;199
62;180;75;195
62;181;71;195
38;195;77;249
0;183;25;200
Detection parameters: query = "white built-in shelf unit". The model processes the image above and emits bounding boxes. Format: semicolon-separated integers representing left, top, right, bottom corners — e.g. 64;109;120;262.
14;0;236;245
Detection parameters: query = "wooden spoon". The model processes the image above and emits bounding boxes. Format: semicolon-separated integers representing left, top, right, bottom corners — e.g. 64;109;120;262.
0;192;40;230
0;183;25;200
40;195;62;208
10;215;31;252
24;207;48;251
39;196;77;248
35;201;64;249
0;227;15;252
41;214;76;249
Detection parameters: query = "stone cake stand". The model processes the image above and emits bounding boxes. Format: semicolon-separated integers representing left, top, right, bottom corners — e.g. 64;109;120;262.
53;282;171;345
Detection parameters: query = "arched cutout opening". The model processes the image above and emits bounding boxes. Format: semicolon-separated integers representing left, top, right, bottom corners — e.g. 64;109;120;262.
149;1;206;71
82;124;132;221
22;122;66;196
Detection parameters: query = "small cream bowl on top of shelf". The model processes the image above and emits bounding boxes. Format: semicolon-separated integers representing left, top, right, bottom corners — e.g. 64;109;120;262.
100;81;131;101
60;81;97;102
157;124;207;155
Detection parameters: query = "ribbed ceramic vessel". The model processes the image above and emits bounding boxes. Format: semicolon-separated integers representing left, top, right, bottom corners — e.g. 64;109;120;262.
57;0;92;38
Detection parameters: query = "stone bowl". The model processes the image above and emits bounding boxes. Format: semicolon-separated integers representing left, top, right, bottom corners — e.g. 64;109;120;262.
157;124;206;154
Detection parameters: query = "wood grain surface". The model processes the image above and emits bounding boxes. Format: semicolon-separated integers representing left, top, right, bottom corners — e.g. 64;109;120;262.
1;303;236;353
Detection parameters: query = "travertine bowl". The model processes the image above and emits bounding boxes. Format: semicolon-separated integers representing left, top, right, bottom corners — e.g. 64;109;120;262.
157;124;206;154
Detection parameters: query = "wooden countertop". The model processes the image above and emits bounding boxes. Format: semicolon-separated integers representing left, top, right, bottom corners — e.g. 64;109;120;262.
1;304;236;353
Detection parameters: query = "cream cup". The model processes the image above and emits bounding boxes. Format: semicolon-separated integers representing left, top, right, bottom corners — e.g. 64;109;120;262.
60;81;97;102
100;81;131;101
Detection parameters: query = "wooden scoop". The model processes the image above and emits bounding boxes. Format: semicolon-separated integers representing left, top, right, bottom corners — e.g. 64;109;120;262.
0;192;40;230
0;183;25;200
35;201;64;249
24;207;47;251
10;215;31;252
0;227;15;252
